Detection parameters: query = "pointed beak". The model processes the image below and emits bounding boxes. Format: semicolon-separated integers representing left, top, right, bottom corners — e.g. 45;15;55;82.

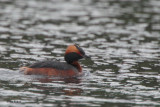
83;54;90;59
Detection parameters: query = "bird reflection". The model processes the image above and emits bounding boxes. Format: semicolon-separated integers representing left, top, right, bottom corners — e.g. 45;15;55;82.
37;76;81;84
29;76;83;96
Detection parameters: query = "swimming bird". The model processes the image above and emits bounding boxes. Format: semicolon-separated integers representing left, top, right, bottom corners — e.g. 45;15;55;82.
20;44;89;77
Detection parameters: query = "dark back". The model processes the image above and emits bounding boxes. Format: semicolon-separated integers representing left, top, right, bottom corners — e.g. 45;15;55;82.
29;60;78;71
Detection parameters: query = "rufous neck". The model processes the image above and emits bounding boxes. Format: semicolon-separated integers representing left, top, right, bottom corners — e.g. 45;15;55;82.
71;61;82;72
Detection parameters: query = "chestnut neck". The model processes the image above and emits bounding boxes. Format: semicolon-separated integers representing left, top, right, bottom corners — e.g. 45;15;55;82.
70;61;82;72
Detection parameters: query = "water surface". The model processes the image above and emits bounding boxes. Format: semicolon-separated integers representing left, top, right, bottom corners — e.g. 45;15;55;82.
0;0;160;106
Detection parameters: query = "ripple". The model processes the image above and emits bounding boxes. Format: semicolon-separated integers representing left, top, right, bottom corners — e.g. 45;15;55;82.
0;0;160;106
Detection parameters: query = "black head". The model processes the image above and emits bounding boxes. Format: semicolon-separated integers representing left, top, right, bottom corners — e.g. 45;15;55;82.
64;44;89;64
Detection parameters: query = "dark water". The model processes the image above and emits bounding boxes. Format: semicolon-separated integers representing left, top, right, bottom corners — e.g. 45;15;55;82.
0;0;160;106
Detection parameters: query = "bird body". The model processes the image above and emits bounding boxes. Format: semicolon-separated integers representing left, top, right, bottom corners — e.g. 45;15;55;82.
20;44;89;77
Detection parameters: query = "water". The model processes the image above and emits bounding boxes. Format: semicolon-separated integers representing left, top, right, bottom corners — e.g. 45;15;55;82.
0;0;160;106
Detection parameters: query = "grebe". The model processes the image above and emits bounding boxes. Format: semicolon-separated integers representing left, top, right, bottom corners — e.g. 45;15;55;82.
20;44;89;77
